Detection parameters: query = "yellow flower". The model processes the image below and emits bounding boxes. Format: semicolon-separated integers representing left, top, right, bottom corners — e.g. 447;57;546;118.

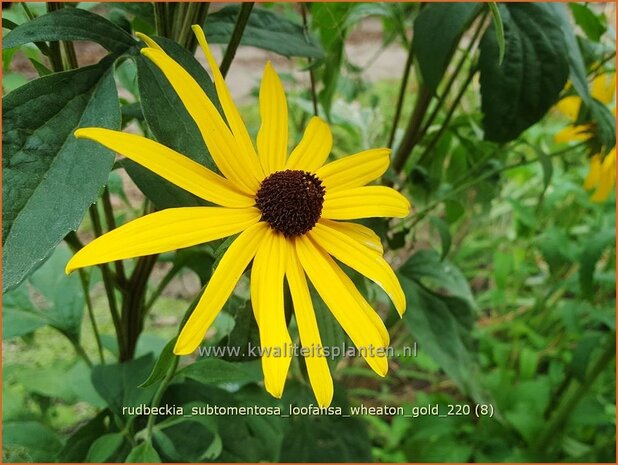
66;26;410;407
554;72;616;202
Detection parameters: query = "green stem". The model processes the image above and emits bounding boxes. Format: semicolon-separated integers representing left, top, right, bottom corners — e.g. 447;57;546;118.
408;141;588;228
301;3;318;116
416;64;477;165
387;40;415;148
45;3;63;72
89;205;126;358
145;355;179;441
391;86;432;174
79;270;105;364
70;338;93;368
143;264;182;315
154;2;169;38
102;188;127;288
415;10;488;147
532;332;616;458
219;2;254;78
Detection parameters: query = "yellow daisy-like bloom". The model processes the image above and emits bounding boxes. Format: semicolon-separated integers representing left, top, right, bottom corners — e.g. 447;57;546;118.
555;73;616;202
66;26;410;407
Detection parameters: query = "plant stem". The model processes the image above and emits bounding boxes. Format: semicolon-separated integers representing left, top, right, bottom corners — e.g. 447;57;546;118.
219;2;254;78
79;270;105;364
391;86;432;174
301;3;318;116
143;264;183;315
70;338;93;368
145;355;179;441
89;205;126;358
102;187;127;288
415;10;488;147
387;40;415;148
45;3;63;72
407;141;588;228
416;64;477;165
154;2;169;38
532;332;616;458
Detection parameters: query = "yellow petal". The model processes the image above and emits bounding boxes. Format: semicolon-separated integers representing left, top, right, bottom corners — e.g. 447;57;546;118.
318;219;383;255
316;148;390;192
141;48;263;193
66;207;261;274
286;247;334;407
584;154;602;190
135;32;163;51
555;96;581;122
75;128;254;208
591;149;616;202
554;124;591;144
191;25;263;181
257;61;288;175
322;186;411;220
251;231;292;398
591;73;616;104
309;222;405;316
174;222;269;355
286;116;333;172
296;236;389;377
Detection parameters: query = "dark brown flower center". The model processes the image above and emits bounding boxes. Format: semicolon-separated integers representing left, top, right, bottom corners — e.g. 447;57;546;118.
255;169;325;237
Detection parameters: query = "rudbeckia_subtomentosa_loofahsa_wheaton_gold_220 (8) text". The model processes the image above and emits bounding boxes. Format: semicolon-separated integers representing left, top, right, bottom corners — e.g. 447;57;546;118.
66;25;411;408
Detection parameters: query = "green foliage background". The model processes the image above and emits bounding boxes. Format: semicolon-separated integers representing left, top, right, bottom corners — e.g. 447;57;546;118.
2;2;616;463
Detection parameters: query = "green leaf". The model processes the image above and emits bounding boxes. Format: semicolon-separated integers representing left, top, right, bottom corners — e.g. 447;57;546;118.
3;421;63;462
3;7;137;53
312;286;346;370
428;215;452;260
126;441;161;463
588;98;616;153
3;245;84;341
280;383;372;462
399;248;476;309
57;411;110;462
579;228;615;298
548;3;591;106
131;36;218;208
488;3;505;65
569;3;606;42
311;2;354;116
154;406;221;462
413;2;481;94
479;3;570;142
2;57;121;292
400;275;484;401
180;358;262;385
139;337;178;388
91;354;157;416
204;5;323;58
86;433;126;463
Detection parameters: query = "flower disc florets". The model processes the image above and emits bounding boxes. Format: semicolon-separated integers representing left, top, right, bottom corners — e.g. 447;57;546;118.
255;169;325;237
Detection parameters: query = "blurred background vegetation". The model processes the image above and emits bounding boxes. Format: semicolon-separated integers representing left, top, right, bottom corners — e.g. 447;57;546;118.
2;2;616;463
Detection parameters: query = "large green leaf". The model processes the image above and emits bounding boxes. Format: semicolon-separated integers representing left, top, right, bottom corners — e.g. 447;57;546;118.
3;245;84;341
91;354;157;416
179;358;262;385
129;36;219;208
3;421;63;462
2;8;137;54
399;249;485;401
479;3;570;142
2;57;120;292
280;382;372;462
413;2;481;94
204;5;323;59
